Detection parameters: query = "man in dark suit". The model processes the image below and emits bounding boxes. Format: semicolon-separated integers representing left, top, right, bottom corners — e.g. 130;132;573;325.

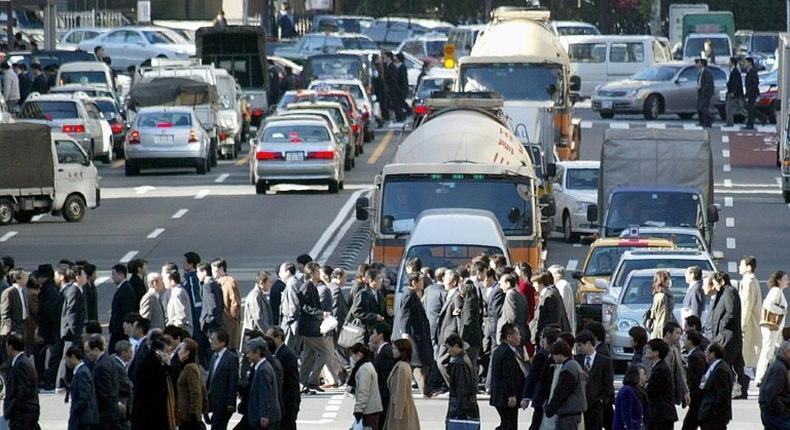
197;262;224;367
696;58;715;128
297;262;331;391
536;280;571;343
436;270;462;385
575;330;614;430
4;333;39;430
724;57;745;127
497;274;528;350
85;335;120;430
66;345;99;430
490;323;526;430
706;272;747;399
522;326;561;430
58;265;87;390
370;322;395;426
267;326;300;430
682;330;708;430
482;268;503;384
683;266;706;322
246;339;281;430
697;343;734;430
35;264;61;390
459;279;483;372
110;340;133;428
207;330;239;430
79;262;99;323
109;264;137;355
423;274;448;355
126;315;150;383
744;56;767;129
126;259;147;303
645;338;679;429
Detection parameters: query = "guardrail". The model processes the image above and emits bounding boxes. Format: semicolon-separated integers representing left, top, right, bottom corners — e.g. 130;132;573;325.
58;10;129;30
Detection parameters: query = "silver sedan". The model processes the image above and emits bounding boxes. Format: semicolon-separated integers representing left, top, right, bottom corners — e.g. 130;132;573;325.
250;119;345;194
124;107;210;176
591;62;727;120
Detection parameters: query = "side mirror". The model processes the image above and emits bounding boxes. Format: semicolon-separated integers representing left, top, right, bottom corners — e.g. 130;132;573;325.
545;162;557;178
569;92;581;105
601;294;617;305
586;204;598;223
594;278;608;291
570;75;581;92
708;204;720;223
355;196;370;221
571;271;582;280
540;194;556;217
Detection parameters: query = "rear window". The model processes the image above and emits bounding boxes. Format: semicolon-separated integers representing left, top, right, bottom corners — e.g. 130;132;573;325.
20;101;79;120
314;83;364;100
426;40;446;57
95;100;119;116
137;112;192;128
316;94;352;112
60;71;108;86
263;125;330;143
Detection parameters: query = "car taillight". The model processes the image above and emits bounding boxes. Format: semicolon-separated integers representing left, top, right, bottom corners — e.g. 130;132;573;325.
414;105;428;115
188;129;199;143
307;150;334;159
252;109;264;117
62;124;85;134
351;123;359;134
255;151;283;160
129;130;140;144
110;122;123;134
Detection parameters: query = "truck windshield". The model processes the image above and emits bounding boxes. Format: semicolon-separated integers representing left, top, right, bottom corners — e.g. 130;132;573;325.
459;63;563;103
605;191;702;235
381;176;534;236
614;258;714;288
566;168;598;190
684;37;730;58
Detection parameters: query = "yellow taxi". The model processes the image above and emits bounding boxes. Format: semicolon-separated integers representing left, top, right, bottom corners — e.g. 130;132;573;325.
572;236;675;328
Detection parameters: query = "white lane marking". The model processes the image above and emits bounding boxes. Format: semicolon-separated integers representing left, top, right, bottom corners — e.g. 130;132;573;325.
134;185;155;194
728;262;737;273
327;399;343;405
724;197;733;207
580;121;592;129
726;238;736;249
572;243;582;248
308;188;372;261
757;125;776;133
777;177;782;186
0;231;17;242
721;126;738;132
31;214;45;222
324;405;341;412
195;189;210;199
147;228;165;239
610;122;629;129
646;122;666;129
723;179;732;188
172;209;188;219
723;164;731;172
331;394;344;399
722;149;730;158
725;217;735;227
683;123;702;130
722;135;730;143
119;251;138;263
567;260;578;271
321;412;338;419
214;173;229;183
95;277;110;285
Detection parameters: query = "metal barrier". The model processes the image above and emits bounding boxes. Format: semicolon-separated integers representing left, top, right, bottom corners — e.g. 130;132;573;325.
58;10;129;30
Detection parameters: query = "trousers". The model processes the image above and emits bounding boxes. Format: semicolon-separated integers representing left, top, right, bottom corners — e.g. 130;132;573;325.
495;406;518;430
756;326;781;384
300;336;335;386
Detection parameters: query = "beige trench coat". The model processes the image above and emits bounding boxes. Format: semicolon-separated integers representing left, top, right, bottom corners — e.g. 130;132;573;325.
384;361;420;430
739;273;762;367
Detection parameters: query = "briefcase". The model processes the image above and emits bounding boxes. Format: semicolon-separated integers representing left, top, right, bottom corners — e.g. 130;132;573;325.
446;419;481;430
761;308;783;331
337;323;365;348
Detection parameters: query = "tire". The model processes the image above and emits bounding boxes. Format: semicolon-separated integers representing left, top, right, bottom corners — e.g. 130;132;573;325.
328;179;340;194
599;112;614;119
344;153;353;171
255;181;268;195
678;113;695;120
13;211;33;223
62;195;86;222
210;139;218;167
364;129;373;143
124;163;139;176
196;158;208;175
562;212;578;243
643;95;661;120
99;148;113;164
0;199;14;225
784;191;790;204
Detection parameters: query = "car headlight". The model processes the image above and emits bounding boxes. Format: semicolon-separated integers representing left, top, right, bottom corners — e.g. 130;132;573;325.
616;318;641;332
581;292;604;305
573;201;590;214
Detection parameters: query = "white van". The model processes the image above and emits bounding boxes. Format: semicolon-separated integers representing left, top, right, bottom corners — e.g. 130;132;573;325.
562;35;673;97
56;61;115;93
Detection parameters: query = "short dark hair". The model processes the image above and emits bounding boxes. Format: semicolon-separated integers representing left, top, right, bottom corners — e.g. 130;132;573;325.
662;321;682;337
0;256;14;270
85;320;102;335
541;326;561;345
93;45;103;54
583;321;605;343
628;326;648;348
83;263;96;277
686;329;702;347
499;322;518;342
350;342;373;361
211;258;227;272
407;257;422;272
549;339;572;357
741;255;756;272
320;265;333;278
266;326;285;341
134;315;150;334
574;330;596;346
184;251;201;266
372;322;391;342
55;263;75;282
66;345;84;360
647;338;669;359
197;262;211;274
730;56;740;66
283;262;296;275
211;329;230;346
623;364;644;386
167;270;181;284
86;334;105;351
31;62;41;71
124;312;140;324
6;332;24;351
706;342;724;359
163;325;189;340
687;266;702;281
296;254;313;265
127;258;147;274
685;315;702;331
745;56;755;66
112;264;127;277
445;333;463;349
115;340;132;354
558;332;575;347
393;338;412;362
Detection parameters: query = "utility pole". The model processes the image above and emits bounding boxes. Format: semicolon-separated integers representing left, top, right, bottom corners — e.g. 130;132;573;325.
44;0;57;50
5;0;12;50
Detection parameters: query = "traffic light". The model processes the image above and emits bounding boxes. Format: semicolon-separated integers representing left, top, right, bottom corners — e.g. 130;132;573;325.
443;43;456;69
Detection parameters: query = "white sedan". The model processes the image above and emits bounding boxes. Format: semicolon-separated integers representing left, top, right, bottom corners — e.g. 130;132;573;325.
551;160;600;242
78;26;195;70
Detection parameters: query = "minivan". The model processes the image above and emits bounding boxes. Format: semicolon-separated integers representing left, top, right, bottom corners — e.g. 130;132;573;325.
563;35;673;97
56;61;115;93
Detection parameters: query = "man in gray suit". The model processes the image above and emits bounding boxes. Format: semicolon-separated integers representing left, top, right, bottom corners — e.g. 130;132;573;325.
242;271;275;347
279;262;302;353
85;334;120;430
423;273;448;355
0;268;28;339
497;274;529;349
246;339;281;429
164;271;192;332
58;265;87;391
436;270;462;386
207;330;239;430
139;273;166;330
65;345;99;430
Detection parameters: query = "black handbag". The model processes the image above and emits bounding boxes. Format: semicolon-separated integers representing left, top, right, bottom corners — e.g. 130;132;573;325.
337;323;366;348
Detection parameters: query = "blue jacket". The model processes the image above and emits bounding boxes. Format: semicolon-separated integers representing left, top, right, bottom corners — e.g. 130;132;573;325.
613;384;644;430
247;359;281;426
183;271;203;335
69;364;99;430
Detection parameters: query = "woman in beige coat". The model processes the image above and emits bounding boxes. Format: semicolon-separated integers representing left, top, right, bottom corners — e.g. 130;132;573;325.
349;343;383;430
738;256;762;368
648;271;676;340
385;339;420;430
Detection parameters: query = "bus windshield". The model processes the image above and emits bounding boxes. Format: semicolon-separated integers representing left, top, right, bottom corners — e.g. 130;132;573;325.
459;63;564;102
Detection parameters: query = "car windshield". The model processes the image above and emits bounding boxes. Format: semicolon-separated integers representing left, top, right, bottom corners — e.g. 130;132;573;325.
557;26;599;36
584;246;652;277
94;100;119;117
636;233;705;251
566;168;598;190
605;191;702;234
614;257;714;288
138;112;192;127
684;38;730;58
398;245;504;291
621;274;687;305
60;71;107;86
143;30;177;45
752;35;779;54
416;78;452;99
460;63;564;102
263;125;330;143
632;66;681;81
381;176;534;235
307;57;361;80
19;101;78;120
277;93;315;110
426;40;446;57
341;37;377;50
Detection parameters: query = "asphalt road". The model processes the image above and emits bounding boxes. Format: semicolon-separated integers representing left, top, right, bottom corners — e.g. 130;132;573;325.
0;108;782;428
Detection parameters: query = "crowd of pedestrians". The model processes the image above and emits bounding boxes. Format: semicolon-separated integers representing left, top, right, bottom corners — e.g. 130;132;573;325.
0;252;788;429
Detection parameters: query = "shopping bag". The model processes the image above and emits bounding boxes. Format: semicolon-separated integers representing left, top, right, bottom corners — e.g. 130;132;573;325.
350;418;364;430
446;419;481;430
338;323;365;348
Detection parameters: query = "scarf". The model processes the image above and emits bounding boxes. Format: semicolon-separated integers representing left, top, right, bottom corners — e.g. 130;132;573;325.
347;356;372;394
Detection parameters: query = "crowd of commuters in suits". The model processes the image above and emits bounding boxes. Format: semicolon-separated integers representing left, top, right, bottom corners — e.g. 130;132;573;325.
0;251;789;430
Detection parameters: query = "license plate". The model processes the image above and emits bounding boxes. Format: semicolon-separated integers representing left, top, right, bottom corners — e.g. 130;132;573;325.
286;151;304;161
154;135;173;144
602;100;613;110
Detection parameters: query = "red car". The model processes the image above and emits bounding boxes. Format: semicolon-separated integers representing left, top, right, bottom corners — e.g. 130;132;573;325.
315;90;365;155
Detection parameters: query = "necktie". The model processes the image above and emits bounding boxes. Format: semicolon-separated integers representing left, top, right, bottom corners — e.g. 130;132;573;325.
17;287;27;320
585;355;592;371
211;352;221;378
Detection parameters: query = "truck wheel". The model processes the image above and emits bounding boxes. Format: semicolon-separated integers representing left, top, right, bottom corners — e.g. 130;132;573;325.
784;191;790;204
62;195;86;222
562;212;578;243
13;211;33;223
0;199;14;225
196;158;208;175
328;179;340;194
255;181;268;195
643;95;661;120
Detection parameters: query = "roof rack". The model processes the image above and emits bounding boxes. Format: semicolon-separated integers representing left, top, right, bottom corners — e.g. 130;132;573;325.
491;6;551;23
